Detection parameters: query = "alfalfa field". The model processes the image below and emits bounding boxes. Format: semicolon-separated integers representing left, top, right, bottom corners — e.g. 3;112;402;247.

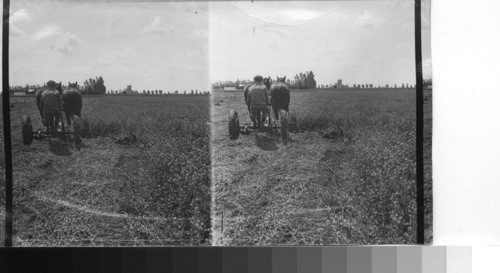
211;88;431;245
5;94;211;246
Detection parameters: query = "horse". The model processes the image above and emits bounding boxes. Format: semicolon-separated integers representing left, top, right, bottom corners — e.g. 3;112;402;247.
244;76;271;126
263;77;271;90
269;76;290;125
35;88;45;124
56;82;63;95
243;82;254;125
62;82;82;130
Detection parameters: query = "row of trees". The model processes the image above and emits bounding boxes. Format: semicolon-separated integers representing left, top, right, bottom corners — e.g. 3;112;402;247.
7;76;107;95
83;76;106;95
291;71;316;89
9;84;43;93
211;70;317;90
212;73;432;91
163;90;210;95
107;89;210;95
316;83;417;89
212;79;251;89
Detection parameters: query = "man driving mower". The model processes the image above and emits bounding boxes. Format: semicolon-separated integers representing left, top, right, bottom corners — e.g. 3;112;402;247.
40;80;63;133
247;75;271;129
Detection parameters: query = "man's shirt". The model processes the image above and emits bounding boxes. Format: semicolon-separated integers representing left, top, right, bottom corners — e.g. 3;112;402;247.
40;89;61;113
248;83;270;107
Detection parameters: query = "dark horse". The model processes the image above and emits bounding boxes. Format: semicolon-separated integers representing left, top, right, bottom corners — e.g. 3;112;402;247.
269;76;290;125
35;88;44;123
62;82;83;130
56;82;63;94
36;82;63;126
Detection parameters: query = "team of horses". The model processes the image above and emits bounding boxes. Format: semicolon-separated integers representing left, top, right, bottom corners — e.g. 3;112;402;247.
36;81;83;130
35;77;287;132
244;76;290;127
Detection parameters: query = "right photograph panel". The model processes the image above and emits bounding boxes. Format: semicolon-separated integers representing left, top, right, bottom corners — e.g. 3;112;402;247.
210;0;432;245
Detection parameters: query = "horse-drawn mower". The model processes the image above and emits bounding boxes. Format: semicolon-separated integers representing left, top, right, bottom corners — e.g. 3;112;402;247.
228;106;288;141
21;114;84;149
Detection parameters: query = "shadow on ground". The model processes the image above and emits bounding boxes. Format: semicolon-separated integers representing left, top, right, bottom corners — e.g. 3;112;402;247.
48;138;72;156
254;133;279;151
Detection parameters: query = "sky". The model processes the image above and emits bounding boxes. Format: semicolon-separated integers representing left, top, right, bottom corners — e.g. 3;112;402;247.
1;0;431;92
3;1;210;92
209;0;432;87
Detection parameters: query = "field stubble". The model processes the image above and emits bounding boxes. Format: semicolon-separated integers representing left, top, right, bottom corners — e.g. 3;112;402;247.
212;89;421;245
8;95;211;246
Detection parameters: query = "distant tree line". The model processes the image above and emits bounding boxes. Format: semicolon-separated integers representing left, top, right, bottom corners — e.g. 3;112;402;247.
107;89;210;95
212;79;252;89
316;83;416;89
8;84;42;93
83;76;106;95
8;76;107;95
290;71;316;89
212;70;317;90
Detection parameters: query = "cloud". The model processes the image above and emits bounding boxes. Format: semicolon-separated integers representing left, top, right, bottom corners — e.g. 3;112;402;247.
355;10;385;27
54;45;73;55
32;25;81;55
97;50;137;66
62;33;81;46
50;32;81;56
10;25;26;37
9;9;29;37
10;9;29;23
276;9;325;22
33;25;61;40
143;16;176;35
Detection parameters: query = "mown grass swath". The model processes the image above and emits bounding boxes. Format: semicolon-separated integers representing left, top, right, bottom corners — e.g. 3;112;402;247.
212;88;423;245
8;94;211;246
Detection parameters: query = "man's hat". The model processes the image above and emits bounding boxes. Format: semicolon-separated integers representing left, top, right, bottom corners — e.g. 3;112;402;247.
46;80;56;88
254;75;263;82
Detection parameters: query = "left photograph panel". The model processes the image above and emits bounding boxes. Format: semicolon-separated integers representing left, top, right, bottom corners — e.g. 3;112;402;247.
5;1;211;246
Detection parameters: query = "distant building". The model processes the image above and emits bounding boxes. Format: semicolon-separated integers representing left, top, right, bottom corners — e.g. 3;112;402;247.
224;86;237;91
119;85;138;95
13;91;26;97
334;79;344;89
